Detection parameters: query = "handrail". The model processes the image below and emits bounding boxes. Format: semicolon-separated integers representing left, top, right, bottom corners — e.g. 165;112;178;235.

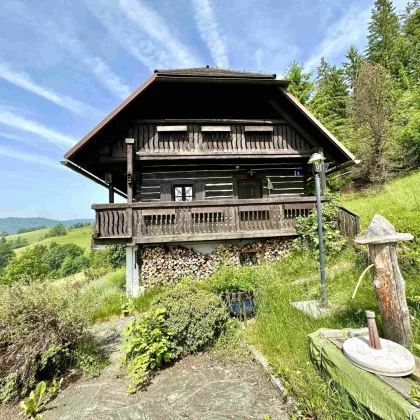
92;196;326;210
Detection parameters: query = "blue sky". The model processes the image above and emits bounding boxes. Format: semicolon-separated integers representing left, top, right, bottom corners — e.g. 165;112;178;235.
0;0;408;219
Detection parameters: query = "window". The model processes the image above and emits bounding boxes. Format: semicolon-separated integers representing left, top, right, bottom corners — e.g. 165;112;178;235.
173;185;193;202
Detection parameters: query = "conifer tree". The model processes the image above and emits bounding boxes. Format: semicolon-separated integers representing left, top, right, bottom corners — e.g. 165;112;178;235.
309;58;349;141
343;46;364;90
367;0;399;69
283;61;314;105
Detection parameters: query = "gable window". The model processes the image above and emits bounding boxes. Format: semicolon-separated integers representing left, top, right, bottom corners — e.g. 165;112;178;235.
174;185;193;202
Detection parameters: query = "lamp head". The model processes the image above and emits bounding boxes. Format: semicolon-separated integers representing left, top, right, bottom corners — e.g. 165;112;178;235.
308;153;326;173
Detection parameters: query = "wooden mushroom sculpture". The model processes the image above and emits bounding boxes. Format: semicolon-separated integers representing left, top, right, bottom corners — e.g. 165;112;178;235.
355;215;413;347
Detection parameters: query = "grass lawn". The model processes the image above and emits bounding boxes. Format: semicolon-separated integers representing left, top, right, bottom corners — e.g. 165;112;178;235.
248;250;420;419
12;225;93;253
247;171;420;418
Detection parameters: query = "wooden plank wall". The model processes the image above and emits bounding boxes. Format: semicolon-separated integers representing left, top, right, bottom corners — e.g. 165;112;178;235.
136;163;306;202
107;124;311;156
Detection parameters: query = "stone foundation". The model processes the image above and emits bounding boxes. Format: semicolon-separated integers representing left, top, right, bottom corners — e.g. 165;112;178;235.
140;238;293;289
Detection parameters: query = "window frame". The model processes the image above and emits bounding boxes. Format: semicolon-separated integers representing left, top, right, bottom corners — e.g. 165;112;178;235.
172;184;194;202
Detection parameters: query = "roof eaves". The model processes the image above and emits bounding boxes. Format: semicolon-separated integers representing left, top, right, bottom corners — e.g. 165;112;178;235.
278;87;356;162
64;73;157;160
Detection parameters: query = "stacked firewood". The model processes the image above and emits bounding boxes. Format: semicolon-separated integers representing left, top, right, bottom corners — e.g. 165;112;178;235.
141;238;293;289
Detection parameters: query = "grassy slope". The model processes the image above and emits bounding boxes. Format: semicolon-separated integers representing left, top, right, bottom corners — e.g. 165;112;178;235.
250;172;420;418
342;171;420;231
6;228;50;245
11;225;93;252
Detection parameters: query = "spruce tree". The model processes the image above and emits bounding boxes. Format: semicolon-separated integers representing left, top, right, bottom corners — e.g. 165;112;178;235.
283;61;314;105
343;46;364;90
309;58;349;141
367;0;399;69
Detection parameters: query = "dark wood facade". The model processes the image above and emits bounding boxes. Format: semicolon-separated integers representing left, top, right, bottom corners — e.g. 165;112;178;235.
63;67;358;246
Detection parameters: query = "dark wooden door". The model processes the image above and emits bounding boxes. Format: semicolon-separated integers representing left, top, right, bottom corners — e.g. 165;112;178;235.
237;181;262;199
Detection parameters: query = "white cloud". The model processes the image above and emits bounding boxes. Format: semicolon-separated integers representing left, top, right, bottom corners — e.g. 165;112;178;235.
91;58;131;100
0;109;76;150
87;0;200;70
304;5;372;72
0;144;62;169
0;62;102;117
59;35;132;100
191;0;229;68
120;0;198;68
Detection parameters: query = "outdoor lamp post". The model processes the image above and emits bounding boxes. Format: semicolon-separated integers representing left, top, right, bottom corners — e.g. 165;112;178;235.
308;152;327;307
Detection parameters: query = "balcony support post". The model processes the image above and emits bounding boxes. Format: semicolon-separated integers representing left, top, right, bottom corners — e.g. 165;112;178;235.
126;244;142;296
126;138;135;204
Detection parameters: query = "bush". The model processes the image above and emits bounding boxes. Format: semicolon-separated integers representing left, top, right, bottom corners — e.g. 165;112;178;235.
0;281;102;402
294;201;346;258
59;255;90;277
44;223;67;239
121;308;173;393
203;265;258;294
10;236;29;249
107;245;126;268
0;237;14;270
43;243;85;273
151;284;228;357
1;245;49;285
90;249;112;270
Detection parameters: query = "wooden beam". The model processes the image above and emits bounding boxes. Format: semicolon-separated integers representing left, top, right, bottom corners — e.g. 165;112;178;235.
136;118;287;124
61;160;126;199
132;229;298;244
100;153;311;163
201;126;231;132
266;97;320;149
244;126;274;132
156;125;187;132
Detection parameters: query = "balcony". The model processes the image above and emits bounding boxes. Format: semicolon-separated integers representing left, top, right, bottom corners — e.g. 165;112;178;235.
91;197;328;245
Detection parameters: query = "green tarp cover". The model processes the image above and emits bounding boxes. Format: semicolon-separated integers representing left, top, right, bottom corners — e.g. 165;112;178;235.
308;329;420;420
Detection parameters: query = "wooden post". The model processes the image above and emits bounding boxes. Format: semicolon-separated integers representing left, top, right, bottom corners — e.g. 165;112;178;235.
126;138;135;204
355;215;414;347
126;245;143;296
366;310;381;350
105;172;114;204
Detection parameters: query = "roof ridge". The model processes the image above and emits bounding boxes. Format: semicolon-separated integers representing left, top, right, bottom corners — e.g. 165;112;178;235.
154;67;276;79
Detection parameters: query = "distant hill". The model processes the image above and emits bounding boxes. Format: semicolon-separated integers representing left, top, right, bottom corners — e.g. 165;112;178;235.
0;217;94;235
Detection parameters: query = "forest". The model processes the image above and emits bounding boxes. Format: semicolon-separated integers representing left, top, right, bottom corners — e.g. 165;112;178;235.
284;0;420;188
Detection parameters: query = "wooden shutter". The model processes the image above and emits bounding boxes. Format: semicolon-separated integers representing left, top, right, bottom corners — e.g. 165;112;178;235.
195;181;205;201
160;183;172;201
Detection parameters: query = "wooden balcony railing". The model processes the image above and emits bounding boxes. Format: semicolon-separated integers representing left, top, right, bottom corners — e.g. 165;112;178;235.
92;197;321;244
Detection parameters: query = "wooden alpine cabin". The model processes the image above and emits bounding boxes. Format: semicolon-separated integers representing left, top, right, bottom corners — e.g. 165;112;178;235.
63;67;358;295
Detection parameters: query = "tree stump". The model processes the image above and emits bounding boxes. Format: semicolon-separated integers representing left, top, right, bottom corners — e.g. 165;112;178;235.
355;215;413;347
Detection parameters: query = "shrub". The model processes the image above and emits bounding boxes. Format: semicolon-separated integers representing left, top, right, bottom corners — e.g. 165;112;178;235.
107;245;126;268
294;201;346;258
1;245;49;285
43;243;85;273
0;237;14;270
44;224;67;239
10;236;29;249
0;281;101;401
121;307;173;393
151;284;228;357
59;255;90;278
203;265;258;294
90;249;112;270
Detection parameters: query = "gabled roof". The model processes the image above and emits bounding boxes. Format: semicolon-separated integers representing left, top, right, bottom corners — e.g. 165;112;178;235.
154;66;276;79
63;67;356;166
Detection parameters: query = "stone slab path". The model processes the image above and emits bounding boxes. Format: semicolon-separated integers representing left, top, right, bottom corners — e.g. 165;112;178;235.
39;317;288;420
